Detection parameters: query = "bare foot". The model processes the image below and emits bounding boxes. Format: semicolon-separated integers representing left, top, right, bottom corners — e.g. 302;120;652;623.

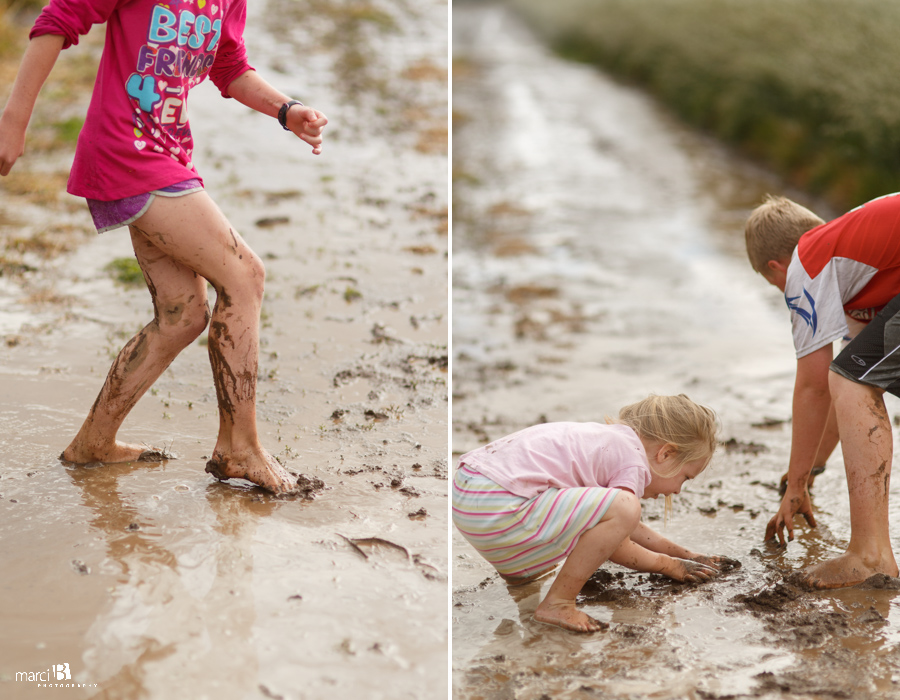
205;448;296;494
796;551;899;590
60;441;169;464
533;600;607;633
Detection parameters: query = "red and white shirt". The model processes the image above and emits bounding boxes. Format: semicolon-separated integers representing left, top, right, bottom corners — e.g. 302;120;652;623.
786;192;900;358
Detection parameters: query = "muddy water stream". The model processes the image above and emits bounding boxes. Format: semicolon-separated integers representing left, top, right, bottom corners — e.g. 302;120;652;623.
0;1;447;698
452;3;900;699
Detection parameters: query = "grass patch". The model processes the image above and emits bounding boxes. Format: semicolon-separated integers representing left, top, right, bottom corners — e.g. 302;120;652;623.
104;257;145;288
509;0;900;210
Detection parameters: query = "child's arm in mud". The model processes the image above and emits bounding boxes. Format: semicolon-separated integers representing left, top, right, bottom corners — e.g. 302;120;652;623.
628;521;735;571
629;521;705;560
766;345;832;544
609;535;719;583
225;70;328;155
0;34;65;176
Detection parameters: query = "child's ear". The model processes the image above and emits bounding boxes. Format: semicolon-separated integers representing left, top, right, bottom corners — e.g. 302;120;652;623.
655;443;678;463
766;259;788;275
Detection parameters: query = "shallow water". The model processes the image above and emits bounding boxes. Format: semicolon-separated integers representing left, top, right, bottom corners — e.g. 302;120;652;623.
0;0;447;697
452;3;900;698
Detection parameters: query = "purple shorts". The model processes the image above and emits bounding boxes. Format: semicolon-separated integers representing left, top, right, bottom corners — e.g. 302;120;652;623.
86;178;203;233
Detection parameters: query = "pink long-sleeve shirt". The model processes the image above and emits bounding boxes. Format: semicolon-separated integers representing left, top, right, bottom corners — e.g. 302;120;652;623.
31;0;254;200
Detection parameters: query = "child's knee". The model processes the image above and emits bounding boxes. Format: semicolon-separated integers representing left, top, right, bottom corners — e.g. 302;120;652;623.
609;490;641;529
157;295;210;341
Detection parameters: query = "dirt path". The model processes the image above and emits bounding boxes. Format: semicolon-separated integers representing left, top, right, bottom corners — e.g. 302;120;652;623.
452;3;900;699
0;1;447;698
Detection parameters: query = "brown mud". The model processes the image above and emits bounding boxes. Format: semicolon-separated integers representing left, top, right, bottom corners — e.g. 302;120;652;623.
0;0;447;698
453;3;900;699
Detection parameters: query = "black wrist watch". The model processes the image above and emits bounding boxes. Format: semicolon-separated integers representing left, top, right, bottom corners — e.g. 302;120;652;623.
278;100;304;130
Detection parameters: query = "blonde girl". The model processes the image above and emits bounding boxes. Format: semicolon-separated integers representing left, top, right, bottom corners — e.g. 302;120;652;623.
452;394;727;633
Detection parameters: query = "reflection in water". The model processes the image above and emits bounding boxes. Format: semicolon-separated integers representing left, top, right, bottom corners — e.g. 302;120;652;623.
63;461;276;698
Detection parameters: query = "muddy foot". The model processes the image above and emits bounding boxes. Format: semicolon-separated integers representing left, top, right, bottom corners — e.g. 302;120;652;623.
533;600;607;633
60;442;172;465
205;450;297;494
791;552;899;590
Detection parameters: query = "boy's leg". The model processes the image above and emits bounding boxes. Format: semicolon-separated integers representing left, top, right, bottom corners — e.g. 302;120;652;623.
127;192;296;493
800;371;899;588
62;226;210;464
534;491;640;632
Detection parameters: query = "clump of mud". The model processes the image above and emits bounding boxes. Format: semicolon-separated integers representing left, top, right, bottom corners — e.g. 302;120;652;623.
293;473;326;500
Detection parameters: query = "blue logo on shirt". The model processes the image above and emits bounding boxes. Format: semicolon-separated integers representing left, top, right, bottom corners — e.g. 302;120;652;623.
786;288;818;336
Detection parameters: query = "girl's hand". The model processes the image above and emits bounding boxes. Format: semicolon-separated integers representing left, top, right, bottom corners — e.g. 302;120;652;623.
661;556;720;583
689;553;741;572
285;104;328;155
0;116;27;176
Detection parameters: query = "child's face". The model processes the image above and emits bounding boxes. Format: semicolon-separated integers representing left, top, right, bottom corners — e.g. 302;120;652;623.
644;456;708;499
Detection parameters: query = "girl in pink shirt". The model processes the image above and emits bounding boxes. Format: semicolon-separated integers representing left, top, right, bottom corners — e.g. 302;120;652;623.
453;394;731;633
0;0;327;493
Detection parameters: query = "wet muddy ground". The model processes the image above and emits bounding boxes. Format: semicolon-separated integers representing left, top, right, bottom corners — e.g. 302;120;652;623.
452;3;900;699
0;0;447;698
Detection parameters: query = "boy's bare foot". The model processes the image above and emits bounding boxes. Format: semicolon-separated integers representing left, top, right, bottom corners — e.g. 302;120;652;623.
205;448;296;494
60;441;168;464
795;551;900;590
533;600;607;633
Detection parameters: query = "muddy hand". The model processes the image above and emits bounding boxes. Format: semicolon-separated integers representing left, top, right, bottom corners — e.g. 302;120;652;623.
765;485;816;545
678;559;720;583
691;554;741;572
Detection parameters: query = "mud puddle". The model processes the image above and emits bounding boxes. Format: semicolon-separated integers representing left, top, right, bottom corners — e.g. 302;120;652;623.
452;3;900;698
0;0;447;698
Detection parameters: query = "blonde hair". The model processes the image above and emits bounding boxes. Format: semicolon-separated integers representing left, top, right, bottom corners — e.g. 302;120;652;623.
744;194;824;275
613;394;718;524
613;394;718;478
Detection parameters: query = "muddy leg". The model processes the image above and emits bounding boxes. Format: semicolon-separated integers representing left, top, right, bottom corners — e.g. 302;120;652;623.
61;228;210;464
126;193;295;494
534;491;640;632
800;373;899;589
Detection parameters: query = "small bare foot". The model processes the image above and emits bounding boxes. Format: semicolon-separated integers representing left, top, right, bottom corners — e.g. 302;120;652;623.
205;449;296;494
795;551;899;590
60;441;169;465
533;600;607;633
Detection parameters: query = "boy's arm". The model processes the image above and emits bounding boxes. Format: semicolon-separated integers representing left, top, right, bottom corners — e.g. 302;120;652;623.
0;34;66;176
225;70;328;155
609;536;717;582
766;344;833;544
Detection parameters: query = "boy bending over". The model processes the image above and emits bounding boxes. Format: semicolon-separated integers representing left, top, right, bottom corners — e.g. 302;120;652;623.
745;193;900;588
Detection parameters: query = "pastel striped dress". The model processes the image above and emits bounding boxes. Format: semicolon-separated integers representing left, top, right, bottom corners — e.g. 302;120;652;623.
452;423;651;580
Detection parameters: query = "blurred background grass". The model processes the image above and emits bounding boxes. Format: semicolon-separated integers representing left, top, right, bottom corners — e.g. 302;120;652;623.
508;0;900;211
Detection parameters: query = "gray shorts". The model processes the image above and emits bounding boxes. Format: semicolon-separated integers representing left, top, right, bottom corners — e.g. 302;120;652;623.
831;293;900;397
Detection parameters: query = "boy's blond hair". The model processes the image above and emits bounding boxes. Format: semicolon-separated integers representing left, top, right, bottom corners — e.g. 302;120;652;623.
744;195;824;274
614;394;717;478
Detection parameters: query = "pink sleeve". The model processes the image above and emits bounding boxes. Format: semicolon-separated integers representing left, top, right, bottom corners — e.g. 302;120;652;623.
606;465;650;497
208;0;254;98
29;0;123;50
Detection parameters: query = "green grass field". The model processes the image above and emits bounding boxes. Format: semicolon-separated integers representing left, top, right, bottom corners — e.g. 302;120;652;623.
509;0;900;210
